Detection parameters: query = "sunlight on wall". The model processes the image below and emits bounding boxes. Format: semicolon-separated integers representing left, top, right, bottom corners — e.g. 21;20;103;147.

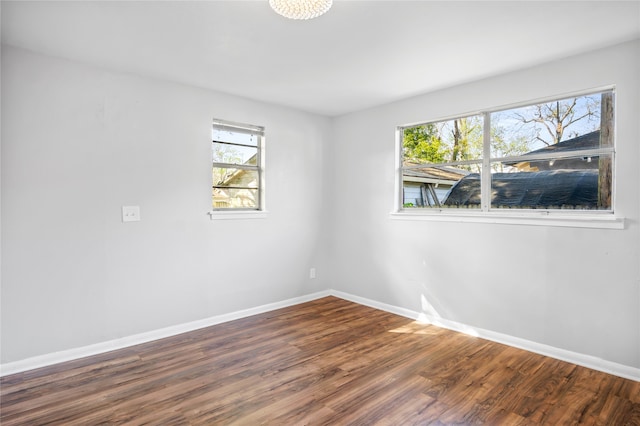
388;294;481;338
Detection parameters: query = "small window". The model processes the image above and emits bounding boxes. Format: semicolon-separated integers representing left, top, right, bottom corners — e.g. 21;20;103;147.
212;119;264;210
399;90;614;213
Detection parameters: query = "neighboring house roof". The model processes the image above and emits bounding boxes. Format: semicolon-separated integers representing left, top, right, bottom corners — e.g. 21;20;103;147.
403;164;470;185
443;169;599;209
508;130;600;171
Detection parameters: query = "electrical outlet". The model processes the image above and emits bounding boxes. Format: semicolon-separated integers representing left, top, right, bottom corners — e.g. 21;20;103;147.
122;206;141;222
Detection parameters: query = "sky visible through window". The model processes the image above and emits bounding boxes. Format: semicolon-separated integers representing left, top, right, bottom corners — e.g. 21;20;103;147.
492;94;601;153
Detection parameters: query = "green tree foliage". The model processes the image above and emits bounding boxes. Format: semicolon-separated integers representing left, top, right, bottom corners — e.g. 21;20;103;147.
403;124;446;163
490;125;529;158
451;117;482;162
403;117;483;169
490;125;530;171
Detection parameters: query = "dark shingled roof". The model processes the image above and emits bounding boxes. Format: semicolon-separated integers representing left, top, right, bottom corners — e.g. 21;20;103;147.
527;130;600;154
508;130;601;171
443;169;599;209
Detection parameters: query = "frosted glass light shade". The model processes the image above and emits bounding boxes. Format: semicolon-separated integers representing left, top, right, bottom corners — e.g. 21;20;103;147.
269;0;332;20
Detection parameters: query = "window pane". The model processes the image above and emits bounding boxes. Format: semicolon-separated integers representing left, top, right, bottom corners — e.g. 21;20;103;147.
212;168;259;188
402;165;476;208
439;167;483;209
490;154;612;210
212;128;259;147
403;115;483;165
212;187;258;209
490;93;609;158
212;142;258;165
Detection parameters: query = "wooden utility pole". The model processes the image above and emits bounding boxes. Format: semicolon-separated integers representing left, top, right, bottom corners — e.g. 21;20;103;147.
598;92;614;209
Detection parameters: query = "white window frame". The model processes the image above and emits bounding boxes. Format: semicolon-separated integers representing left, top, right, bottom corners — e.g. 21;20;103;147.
392;87;624;229
208;119;267;220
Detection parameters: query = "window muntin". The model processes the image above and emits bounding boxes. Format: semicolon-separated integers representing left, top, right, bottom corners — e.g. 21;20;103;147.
212;120;263;210
399;90;614;212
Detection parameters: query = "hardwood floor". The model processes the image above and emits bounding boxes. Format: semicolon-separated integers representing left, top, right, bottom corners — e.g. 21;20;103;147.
1;296;639;425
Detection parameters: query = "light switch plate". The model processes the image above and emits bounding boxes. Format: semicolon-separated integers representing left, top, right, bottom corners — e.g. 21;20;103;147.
122;206;141;222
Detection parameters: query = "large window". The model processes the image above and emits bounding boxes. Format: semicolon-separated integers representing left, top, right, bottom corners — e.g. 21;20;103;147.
399;89;615;213
212;119;264;210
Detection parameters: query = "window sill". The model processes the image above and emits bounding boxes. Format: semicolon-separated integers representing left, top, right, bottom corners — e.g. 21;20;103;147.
208;210;269;220
390;210;625;229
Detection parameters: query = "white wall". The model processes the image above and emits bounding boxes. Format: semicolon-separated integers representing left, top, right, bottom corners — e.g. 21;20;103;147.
2;40;639;374
326;40;640;369
1;46;330;363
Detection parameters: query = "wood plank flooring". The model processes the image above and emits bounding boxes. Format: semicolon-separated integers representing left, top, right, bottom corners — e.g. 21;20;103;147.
1;296;639;425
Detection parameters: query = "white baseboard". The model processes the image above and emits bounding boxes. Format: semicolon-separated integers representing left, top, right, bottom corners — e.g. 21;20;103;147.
0;290;331;377
330;290;640;382
2;288;638;382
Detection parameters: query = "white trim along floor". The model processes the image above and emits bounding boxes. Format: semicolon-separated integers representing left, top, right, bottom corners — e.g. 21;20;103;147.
2;289;639;382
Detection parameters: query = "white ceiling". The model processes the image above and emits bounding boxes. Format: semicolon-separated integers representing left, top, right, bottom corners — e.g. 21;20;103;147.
2;1;639;116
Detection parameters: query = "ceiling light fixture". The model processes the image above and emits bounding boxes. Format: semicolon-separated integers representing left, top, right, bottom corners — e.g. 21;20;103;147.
269;0;332;20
